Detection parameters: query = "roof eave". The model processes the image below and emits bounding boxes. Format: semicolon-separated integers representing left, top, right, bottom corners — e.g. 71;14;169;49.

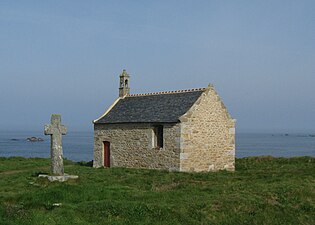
94;120;180;125
93;97;122;124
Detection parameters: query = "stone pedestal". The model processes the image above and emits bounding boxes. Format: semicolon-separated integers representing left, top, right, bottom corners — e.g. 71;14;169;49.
38;174;79;182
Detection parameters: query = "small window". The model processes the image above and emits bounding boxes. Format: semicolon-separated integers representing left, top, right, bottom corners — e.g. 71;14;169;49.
153;125;163;149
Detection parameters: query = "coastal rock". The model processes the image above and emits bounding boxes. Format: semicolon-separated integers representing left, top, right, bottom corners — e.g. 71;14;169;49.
26;137;44;142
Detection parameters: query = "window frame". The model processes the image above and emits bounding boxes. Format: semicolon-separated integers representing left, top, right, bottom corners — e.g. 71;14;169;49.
153;125;164;149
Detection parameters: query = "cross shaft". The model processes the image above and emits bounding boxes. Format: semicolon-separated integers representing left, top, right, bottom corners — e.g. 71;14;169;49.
44;114;67;175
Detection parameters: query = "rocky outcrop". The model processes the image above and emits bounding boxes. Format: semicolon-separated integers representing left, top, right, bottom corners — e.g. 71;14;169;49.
26;137;44;142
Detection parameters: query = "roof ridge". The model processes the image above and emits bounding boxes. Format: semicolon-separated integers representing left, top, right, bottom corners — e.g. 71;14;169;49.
127;87;206;97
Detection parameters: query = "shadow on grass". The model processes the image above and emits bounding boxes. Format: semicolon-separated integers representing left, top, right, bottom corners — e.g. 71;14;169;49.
76;160;93;167
31;171;49;177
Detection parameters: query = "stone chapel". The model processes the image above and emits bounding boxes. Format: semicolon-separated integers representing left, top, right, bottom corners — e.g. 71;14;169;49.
93;70;236;172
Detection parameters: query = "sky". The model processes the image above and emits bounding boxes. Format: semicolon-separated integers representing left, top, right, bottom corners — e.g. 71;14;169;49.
0;0;314;133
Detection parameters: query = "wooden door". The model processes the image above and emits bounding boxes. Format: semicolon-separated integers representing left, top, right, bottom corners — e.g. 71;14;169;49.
103;141;110;167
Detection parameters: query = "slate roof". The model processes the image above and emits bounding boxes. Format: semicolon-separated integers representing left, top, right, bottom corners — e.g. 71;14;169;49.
94;88;206;124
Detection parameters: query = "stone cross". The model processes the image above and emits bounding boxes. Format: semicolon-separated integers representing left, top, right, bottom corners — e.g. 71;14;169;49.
44;114;67;175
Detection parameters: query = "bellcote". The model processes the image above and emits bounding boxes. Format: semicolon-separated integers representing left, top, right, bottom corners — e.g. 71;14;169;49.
119;69;130;97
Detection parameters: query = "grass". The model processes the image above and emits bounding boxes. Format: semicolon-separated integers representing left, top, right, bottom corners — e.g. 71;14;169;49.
0;156;314;225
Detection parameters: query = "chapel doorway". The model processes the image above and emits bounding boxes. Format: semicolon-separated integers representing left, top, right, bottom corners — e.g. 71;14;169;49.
103;141;110;167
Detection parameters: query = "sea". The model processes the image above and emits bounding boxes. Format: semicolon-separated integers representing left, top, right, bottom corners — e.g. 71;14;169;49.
0;131;314;162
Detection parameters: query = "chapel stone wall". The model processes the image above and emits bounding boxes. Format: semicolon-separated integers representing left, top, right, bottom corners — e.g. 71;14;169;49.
179;86;235;172
93;123;181;170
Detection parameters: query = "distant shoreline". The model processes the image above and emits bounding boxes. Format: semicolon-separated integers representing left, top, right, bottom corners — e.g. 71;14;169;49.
1;132;314;161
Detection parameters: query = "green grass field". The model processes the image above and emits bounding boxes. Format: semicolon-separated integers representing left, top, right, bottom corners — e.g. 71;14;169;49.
0;156;314;225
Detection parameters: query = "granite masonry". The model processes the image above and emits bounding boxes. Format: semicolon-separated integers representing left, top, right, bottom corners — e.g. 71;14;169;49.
93;70;236;172
44;114;67;175
42;114;78;182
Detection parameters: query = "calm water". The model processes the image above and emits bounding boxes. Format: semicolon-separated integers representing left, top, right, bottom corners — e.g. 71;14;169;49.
0;131;93;162
0;131;314;161
236;133;315;158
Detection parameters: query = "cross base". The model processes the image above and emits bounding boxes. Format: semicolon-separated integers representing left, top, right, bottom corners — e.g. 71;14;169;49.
38;174;78;182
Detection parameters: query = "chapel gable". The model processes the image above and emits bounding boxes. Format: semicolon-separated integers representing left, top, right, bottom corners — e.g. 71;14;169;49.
93;70;235;172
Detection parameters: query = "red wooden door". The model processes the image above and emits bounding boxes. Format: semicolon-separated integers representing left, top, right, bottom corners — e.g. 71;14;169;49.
103;141;110;167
